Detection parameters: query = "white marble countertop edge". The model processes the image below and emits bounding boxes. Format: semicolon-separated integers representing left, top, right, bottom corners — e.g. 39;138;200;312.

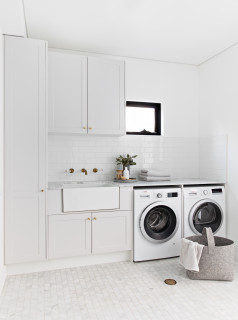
48;179;226;190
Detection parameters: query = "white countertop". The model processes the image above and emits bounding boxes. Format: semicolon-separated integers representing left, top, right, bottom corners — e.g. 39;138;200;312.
48;179;225;190
114;179;225;187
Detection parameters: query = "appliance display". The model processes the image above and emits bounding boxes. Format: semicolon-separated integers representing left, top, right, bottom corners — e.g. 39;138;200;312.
183;186;226;238
133;188;181;262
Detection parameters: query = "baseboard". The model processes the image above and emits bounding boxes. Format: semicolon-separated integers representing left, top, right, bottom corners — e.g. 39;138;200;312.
0;266;7;294
6;251;131;275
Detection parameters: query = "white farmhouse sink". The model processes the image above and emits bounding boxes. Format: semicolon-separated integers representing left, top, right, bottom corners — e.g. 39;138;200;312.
63;183;119;212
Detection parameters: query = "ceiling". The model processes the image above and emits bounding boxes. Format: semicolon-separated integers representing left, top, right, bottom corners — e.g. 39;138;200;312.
0;0;26;37
18;0;238;64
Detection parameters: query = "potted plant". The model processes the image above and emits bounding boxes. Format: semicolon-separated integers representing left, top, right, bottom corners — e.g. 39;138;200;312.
116;154;137;173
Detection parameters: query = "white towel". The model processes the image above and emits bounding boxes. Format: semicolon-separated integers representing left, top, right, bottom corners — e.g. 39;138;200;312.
141;169;171;177
179;238;204;272
139;175;171;182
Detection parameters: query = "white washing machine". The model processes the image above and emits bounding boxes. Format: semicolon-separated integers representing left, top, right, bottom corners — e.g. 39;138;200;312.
183;185;226;238
134;187;181;262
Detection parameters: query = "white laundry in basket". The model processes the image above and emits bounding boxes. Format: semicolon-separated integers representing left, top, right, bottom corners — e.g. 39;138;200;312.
180;238;204;272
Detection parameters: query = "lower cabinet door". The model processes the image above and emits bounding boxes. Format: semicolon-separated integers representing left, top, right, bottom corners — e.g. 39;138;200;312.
92;211;132;254
48;213;91;259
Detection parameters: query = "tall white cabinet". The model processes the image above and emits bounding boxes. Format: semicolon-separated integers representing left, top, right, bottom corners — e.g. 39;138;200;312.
4;36;47;264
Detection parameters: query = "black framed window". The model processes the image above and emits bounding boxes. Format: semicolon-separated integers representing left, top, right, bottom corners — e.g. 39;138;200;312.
126;101;161;135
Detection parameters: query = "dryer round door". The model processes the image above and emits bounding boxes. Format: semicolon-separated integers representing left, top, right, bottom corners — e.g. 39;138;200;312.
189;199;223;235
140;202;179;243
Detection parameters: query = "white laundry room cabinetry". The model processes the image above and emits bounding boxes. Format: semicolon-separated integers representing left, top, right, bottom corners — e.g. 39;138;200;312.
91;211;131;254
48;50;125;135
48;213;91;259
48;211;131;259
4;36;47;264
87;57;125;135
48;51;88;134
47;187;132;259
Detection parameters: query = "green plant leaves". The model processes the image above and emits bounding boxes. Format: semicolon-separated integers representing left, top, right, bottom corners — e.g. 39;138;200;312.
115;154;138;166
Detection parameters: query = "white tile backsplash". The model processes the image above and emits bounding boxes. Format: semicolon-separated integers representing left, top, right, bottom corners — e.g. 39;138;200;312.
48;135;200;182
199;135;227;182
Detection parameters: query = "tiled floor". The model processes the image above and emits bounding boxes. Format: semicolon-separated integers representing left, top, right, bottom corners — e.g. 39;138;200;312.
0;258;237;320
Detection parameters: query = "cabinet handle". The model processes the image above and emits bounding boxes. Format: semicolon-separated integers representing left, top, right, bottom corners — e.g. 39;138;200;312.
87;217;91;220
40;189;44;192
93;217;96;220
89;127;92;130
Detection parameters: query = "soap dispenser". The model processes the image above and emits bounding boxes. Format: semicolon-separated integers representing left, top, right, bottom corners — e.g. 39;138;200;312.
123;167;130;180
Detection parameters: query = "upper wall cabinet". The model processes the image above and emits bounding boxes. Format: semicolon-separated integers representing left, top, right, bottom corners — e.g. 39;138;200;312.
48;50;88;134
48;50;125;136
4;36;47;264
88;57;125;135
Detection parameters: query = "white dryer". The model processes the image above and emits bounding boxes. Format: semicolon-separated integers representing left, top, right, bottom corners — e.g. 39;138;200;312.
183;186;226;238
134;187;181;262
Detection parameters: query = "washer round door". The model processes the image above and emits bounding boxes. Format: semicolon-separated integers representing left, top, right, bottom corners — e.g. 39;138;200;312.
189;199;223;235
140;202;179;243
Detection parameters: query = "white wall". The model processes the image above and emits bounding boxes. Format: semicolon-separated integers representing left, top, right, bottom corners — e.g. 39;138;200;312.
0;0;26;37
199;135;227;182
199;44;238;243
126;58;199;137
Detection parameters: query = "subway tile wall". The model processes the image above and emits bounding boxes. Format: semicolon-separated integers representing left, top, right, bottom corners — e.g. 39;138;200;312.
48;135;199;182
199;135;227;182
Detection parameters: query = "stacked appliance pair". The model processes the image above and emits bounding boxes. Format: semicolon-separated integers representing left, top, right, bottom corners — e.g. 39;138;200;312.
133;185;226;262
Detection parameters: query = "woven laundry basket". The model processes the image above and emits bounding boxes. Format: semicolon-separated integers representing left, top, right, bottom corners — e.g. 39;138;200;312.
186;227;235;281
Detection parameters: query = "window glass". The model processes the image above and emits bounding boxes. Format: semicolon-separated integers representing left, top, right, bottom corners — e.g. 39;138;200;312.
126;101;161;135
126;107;155;132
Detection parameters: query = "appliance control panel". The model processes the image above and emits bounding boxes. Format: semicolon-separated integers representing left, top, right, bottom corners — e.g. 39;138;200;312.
184;186;224;198
212;188;223;194
154;192;178;199
135;188;181;200
167;192;178;198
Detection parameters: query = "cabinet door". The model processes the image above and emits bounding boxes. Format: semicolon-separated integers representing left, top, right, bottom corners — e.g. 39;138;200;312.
48;213;91;259
92;211;131;254
48;50;87;134
4;36;47;264
88;57;125;135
